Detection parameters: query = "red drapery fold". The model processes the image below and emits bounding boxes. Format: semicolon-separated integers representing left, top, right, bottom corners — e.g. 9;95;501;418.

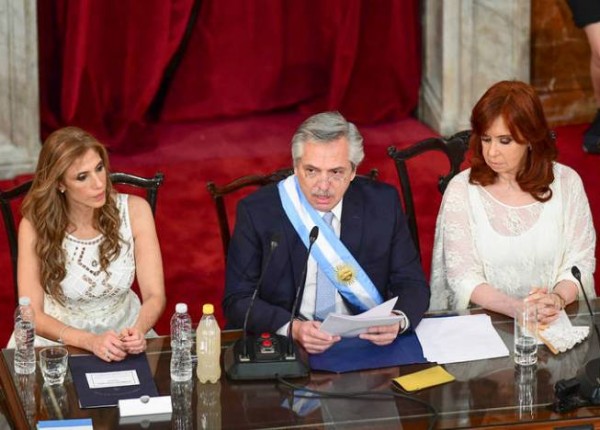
37;0;195;147
37;0;421;150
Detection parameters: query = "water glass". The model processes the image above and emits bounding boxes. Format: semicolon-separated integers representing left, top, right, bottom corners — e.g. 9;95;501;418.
514;303;538;366
39;347;68;385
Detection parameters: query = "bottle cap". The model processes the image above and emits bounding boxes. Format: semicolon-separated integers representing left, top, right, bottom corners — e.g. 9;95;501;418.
175;303;188;313
18;297;31;306
203;304;214;314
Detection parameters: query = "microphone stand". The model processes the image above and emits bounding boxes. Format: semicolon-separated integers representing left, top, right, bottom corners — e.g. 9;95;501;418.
224;228;317;380
287;226;319;357
572;266;600;404
239;236;279;360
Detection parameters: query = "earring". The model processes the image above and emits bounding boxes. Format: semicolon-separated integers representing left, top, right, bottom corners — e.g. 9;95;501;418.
528;144;532;151
59;188;65;194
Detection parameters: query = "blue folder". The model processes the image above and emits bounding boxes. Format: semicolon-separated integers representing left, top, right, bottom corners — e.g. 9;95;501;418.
309;331;427;373
69;353;158;408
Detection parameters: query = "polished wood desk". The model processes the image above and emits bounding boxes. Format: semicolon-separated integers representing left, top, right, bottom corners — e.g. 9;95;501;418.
2;304;600;429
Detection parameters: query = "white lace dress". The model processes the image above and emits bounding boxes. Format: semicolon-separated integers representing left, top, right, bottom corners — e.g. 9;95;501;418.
430;163;596;311
9;193;148;347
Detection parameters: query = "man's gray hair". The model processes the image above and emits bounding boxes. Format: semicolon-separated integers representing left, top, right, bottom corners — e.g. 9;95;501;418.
291;111;364;169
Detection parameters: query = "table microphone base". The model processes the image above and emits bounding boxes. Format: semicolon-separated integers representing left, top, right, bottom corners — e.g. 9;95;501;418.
224;334;309;380
578;358;600;404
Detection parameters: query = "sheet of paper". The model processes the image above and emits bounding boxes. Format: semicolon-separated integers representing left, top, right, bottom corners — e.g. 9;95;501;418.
319;297;400;337
86;370;140;389
415;314;509;364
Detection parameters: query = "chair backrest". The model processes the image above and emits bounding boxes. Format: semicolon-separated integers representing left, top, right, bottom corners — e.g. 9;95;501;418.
207;167;379;262
110;171;165;215
387;130;470;257
0;171;164;306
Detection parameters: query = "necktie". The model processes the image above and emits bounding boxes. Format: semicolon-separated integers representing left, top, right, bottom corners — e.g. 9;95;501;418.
315;212;336;321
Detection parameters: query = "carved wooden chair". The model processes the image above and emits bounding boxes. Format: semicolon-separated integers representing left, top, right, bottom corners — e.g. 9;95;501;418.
207;167;379;262
0;171;164;306
387;130;470;257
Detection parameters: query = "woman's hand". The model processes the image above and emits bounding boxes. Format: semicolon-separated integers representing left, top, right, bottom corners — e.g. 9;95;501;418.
119;327;147;355
525;287;561;325
91;331;127;362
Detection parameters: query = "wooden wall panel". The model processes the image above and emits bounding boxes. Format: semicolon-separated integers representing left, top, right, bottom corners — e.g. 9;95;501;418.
531;0;595;126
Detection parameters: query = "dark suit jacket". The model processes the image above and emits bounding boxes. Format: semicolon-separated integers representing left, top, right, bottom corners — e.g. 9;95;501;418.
222;177;430;334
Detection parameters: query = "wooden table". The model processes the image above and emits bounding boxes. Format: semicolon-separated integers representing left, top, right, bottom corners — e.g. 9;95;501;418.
2;305;600;429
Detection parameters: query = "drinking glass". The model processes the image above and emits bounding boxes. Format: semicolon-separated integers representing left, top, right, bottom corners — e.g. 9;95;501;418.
39;347;68;385
514;303;538;366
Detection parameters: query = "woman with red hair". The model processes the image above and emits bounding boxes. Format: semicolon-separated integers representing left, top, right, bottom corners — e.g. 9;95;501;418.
429;81;596;323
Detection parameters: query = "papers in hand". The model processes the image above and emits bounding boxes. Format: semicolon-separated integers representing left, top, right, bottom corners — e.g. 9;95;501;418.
319;297;401;337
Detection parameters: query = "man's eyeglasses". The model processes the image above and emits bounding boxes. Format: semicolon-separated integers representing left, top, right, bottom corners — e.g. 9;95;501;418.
302;168;349;183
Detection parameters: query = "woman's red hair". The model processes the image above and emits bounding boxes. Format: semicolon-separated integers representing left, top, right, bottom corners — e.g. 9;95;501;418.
469;80;557;202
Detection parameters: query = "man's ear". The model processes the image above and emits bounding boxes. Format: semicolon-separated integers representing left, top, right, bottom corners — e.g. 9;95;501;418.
349;166;357;181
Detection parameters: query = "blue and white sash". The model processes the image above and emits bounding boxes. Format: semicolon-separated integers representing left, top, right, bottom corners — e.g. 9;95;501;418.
278;175;383;312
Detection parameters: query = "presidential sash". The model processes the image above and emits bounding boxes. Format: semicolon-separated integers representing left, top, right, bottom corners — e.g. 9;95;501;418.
278;175;383;312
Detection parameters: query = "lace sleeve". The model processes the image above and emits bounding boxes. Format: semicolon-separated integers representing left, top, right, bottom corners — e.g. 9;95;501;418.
430;172;487;310
554;165;596;297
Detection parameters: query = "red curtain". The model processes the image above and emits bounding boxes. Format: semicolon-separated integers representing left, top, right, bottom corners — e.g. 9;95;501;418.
37;0;421;151
37;0;195;147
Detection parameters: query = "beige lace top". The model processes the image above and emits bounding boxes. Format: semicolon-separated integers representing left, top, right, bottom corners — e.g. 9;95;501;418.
430;163;596;311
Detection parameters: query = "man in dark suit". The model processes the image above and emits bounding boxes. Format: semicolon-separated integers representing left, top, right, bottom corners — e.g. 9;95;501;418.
223;112;429;354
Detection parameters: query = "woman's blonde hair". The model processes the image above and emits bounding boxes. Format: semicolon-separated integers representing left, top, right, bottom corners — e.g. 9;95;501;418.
22;126;121;301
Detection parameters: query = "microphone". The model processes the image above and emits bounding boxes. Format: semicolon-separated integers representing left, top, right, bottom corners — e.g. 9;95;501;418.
287;226;319;357
553;266;600;410
571;266;600;343
240;234;280;358
223;229;315;380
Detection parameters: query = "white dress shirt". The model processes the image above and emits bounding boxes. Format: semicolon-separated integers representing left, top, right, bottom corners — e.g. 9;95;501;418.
277;200;351;335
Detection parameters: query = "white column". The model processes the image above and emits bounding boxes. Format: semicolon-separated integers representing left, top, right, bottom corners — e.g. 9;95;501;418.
419;0;531;136
0;0;40;179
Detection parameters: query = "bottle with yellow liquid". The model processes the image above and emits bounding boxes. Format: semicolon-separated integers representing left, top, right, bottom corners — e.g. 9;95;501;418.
196;303;221;383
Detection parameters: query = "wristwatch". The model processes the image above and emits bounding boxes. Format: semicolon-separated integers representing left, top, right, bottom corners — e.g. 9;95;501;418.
391;310;409;336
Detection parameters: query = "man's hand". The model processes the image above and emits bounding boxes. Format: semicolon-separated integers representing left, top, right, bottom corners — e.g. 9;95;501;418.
359;322;400;346
292;320;341;354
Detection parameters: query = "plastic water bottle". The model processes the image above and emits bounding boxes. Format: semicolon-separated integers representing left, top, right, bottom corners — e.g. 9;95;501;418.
14;297;36;375
170;303;193;381
196;303;221;383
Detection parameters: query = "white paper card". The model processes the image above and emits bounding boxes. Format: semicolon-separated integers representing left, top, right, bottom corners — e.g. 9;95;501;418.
119;395;172;417
319;297;401;337
415;314;510;364
86;370;140;389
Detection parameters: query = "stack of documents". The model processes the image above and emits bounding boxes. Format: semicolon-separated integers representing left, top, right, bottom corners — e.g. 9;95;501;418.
415;314;509;364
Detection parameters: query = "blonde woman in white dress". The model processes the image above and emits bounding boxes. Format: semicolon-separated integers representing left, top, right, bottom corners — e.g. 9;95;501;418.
8;126;166;362
430;81;596;324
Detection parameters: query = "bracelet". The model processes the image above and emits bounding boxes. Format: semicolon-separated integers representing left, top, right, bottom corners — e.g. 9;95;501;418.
57;324;71;344
551;293;566;310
